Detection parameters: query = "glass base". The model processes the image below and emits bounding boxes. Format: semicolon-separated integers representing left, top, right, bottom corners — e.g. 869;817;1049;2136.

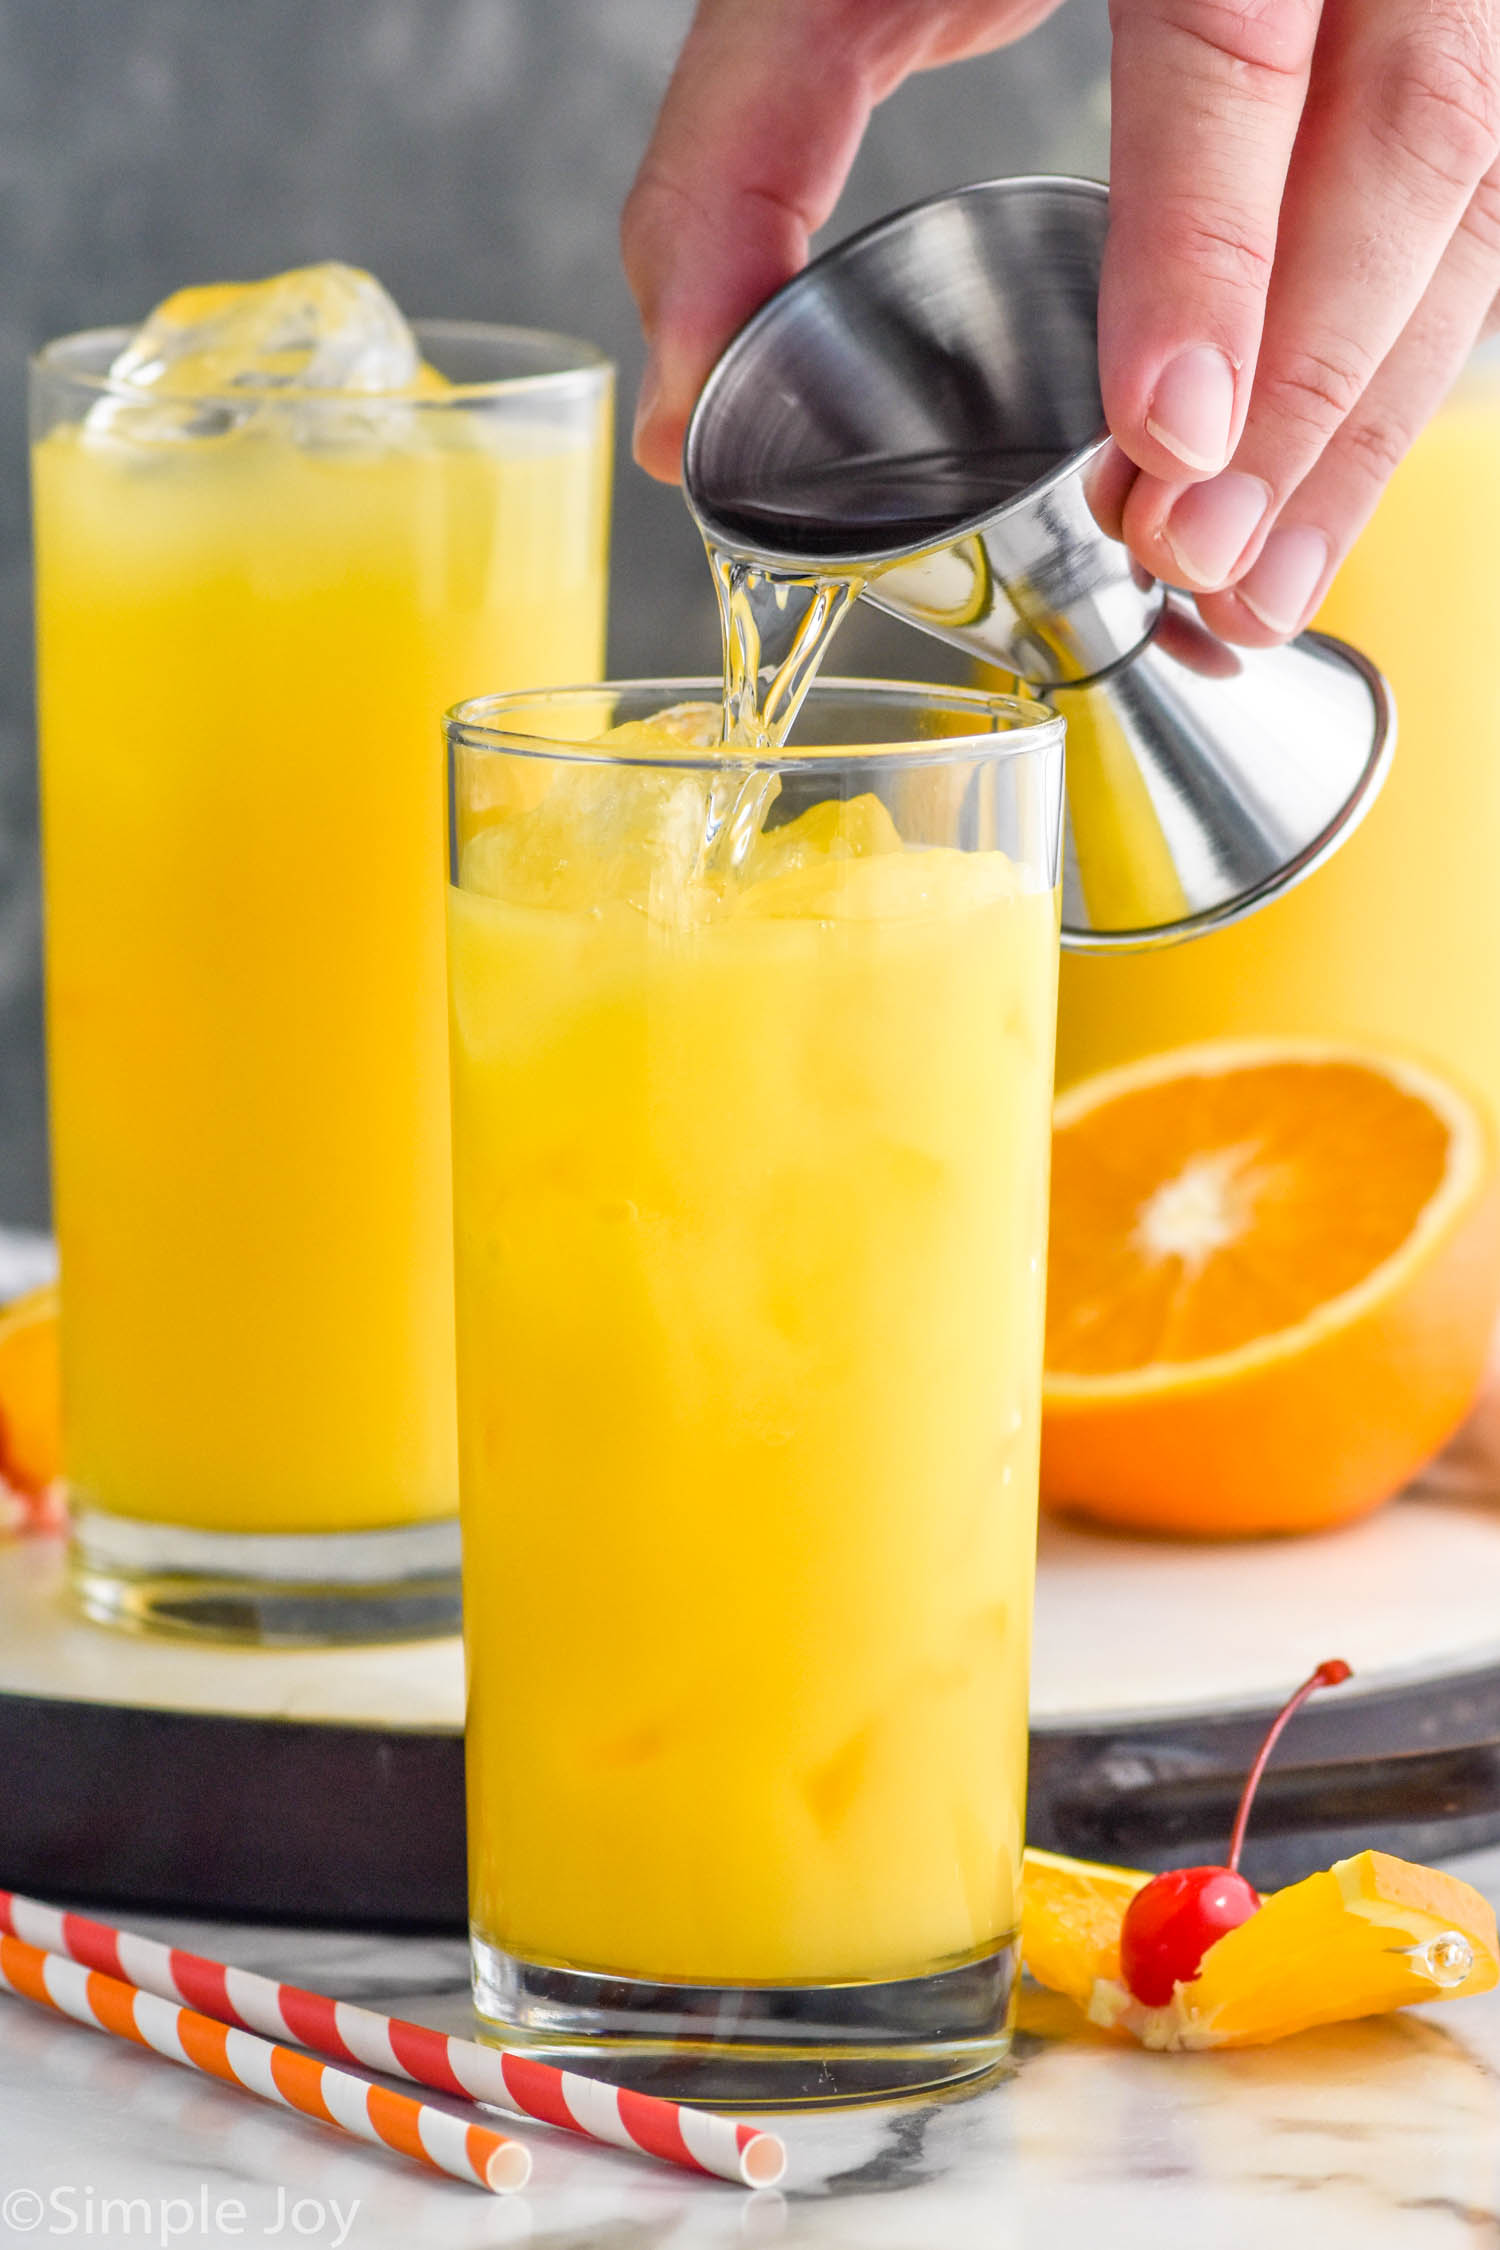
470;1931;1018;2106
68;1506;462;1646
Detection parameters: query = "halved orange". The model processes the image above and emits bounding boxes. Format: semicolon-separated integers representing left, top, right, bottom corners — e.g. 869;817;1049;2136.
0;1284;62;1498
1020;1845;1500;2051
1042;1040;1500;1535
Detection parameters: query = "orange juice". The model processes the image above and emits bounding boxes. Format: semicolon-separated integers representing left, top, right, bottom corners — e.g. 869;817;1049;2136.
449;724;1057;1986
34;355;610;1536
1057;365;1500;1129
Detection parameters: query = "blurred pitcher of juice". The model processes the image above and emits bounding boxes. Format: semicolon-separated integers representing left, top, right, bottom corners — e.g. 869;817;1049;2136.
31;268;612;1640
1055;349;1500;1476
447;679;1064;2100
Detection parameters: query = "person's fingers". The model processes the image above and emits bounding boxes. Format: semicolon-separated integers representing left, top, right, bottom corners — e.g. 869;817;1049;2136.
1194;159;1500;643
1082;439;1141;543
622;0;1061;480
621;0;871;481
1124;0;1500;599
1098;0;1322;484
620;0;1047;482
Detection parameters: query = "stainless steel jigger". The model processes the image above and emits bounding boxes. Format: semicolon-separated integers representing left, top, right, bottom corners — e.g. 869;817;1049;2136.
682;174;1394;949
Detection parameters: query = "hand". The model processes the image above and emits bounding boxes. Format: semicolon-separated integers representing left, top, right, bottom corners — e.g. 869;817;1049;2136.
623;0;1500;644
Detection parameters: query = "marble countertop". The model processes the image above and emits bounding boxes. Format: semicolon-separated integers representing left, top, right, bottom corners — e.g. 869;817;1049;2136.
3;1849;1499;2250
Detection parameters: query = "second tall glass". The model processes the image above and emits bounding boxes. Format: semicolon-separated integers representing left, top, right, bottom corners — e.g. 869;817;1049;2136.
447;678;1064;2101
33;320;612;1640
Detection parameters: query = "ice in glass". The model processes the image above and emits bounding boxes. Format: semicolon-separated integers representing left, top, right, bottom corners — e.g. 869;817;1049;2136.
33;267;612;1636
447;683;1063;2097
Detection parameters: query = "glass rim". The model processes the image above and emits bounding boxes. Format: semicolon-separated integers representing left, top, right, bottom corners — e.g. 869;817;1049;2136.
445;676;1065;775
30;317;613;408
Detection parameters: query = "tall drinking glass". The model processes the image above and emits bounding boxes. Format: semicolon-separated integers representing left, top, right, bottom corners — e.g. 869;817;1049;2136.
447;678;1064;2101
33;323;612;1642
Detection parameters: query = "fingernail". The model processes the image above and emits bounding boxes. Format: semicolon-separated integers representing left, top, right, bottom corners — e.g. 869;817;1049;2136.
1164;471;1272;589
1145;346;1239;473
1237;524;1331;635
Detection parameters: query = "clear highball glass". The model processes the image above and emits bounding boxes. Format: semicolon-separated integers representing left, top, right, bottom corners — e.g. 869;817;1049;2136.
447;677;1064;2103
33;320;612;1643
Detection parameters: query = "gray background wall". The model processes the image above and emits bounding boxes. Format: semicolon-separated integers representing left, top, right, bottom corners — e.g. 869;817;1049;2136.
0;0;1110;1226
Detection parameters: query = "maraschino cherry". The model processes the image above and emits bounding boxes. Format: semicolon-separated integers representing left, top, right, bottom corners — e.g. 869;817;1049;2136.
1119;1658;1353;2008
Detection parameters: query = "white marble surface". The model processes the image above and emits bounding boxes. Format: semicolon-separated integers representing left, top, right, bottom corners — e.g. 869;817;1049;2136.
3;1852;1500;2249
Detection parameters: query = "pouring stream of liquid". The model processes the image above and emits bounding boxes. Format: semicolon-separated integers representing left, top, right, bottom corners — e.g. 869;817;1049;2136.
709;547;865;749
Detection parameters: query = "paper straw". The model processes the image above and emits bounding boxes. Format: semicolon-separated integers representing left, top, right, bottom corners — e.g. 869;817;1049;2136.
0;1890;786;2190
0;1929;528;2194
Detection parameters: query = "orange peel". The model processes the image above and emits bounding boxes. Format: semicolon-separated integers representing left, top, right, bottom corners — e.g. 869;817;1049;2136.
0;1285;63;1522
1022;1842;1499;2050
1042;1040;1500;1535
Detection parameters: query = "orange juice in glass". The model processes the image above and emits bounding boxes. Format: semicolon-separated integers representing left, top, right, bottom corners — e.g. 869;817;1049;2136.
447;679;1063;2100
32;270;611;1640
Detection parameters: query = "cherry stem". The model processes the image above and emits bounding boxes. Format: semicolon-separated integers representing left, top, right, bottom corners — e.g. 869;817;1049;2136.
1225;1658;1353;1874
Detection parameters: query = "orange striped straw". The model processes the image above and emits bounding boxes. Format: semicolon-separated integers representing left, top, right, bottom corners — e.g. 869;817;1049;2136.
0;1888;786;2188
0;1930;530;2194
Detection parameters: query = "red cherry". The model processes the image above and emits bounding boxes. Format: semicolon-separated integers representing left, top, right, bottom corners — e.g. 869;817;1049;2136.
1119;1864;1261;2005
1119;1658;1352;2008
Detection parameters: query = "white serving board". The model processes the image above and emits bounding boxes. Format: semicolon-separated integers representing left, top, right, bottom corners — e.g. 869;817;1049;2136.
4;1486;1500;1732
1031;1487;1500;1724
0;1534;465;1728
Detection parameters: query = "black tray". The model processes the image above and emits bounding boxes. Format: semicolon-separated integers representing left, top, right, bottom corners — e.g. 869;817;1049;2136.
6;1499;1500;1927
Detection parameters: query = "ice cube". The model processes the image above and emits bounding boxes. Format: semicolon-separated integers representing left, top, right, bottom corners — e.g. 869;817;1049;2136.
457;709;791;922
598;708;783;880
604;703;723;754
741;838;1024;921
741;793;902;887
460;761;719;922
85;264;431;451
108;264;422;396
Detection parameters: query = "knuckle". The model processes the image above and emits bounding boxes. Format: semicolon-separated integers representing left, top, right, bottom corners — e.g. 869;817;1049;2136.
1259;340;1370;440
621;166;810;284
1340;407;1416;491
619;165;678;276
1114;0;1320;78
1369;22;1500;196
1151;193;1277;296
1459;165;1500;260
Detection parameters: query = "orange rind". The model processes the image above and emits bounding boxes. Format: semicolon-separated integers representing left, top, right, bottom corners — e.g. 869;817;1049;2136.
1022;1843;1499;2050
1042;1040;1500;1535
0;1285;63;1521
1021;1846;1151;2008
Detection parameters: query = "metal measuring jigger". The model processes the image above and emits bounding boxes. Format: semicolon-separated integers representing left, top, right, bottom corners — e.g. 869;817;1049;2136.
683;174;1393;949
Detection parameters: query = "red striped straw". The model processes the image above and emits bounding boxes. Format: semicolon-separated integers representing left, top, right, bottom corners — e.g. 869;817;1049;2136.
0;1890;785;2190
0;1929;528;2193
